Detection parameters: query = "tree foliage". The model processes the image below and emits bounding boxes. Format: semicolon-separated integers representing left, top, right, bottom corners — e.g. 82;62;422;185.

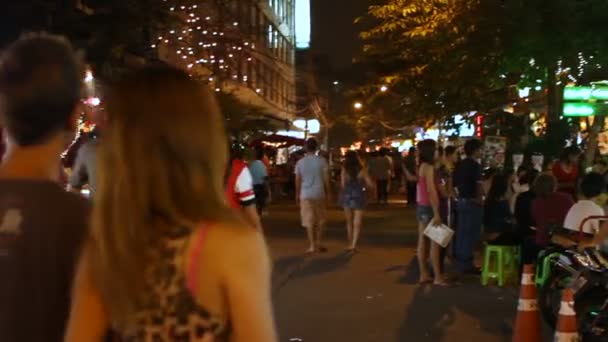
358;0;608;128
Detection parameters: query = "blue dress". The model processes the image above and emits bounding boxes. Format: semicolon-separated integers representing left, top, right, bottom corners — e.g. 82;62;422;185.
340;171;368;209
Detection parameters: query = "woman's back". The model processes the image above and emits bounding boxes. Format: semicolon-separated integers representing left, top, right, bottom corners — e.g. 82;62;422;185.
121;226;229;341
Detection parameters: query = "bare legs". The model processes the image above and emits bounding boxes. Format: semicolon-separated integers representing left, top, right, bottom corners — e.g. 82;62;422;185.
417;223;444;284
305;223;326;253
344;208;363;250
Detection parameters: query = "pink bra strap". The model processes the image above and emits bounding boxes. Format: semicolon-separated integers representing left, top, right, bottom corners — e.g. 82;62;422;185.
187;226;209;295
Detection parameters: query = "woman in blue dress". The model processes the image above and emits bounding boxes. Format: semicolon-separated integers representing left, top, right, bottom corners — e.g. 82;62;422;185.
340;151;374;252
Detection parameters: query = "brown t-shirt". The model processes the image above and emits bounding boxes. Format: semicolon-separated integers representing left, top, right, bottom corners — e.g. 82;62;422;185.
0;180;89;342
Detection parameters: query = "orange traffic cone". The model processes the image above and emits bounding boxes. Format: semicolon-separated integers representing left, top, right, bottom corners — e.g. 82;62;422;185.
554;288;580;341
512;264;542;342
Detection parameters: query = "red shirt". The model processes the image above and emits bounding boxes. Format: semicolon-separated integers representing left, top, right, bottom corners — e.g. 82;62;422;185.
531;192;575;246
552;162;578;196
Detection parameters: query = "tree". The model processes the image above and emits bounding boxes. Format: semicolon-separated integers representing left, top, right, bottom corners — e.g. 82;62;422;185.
0;1;172;80
358;0;608;156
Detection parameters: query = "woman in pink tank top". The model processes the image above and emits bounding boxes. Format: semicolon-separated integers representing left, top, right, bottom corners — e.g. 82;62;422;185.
415;139;451;287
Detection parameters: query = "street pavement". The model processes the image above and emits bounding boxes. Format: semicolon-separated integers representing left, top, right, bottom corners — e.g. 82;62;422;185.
264;199;552;342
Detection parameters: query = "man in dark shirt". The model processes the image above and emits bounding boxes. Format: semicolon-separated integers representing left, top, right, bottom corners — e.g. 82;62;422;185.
0;33;89;341
452;139;483;273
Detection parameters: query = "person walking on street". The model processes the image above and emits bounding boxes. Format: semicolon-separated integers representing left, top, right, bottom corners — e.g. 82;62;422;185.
340;151;374;252
416;140;450;286
69;126;100;198
453;139;484;274
226;146;263;231
373;148;392;204
0;33;90;342
249;146;269;216
295;138;330;253
65;66;277;342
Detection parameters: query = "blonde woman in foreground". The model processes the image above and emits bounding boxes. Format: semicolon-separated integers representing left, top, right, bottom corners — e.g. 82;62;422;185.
65;66;276;342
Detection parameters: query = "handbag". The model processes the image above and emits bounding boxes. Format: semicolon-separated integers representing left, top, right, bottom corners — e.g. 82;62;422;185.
424;222;454;248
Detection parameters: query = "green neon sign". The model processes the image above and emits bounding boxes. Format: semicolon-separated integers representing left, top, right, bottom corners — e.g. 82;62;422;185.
563;103;595;116
564;86;608;101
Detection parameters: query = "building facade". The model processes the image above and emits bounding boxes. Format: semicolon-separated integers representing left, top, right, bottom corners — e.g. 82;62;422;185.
157;0;297;123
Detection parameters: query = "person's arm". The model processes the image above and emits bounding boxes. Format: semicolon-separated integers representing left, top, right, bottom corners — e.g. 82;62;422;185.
362;169;375;190
236;168;262;230
425;165;441;225
475;165;484;204
220;227;277;342
64;247;109;342
68;147;87;193
295;162;301;205
340;167;346;189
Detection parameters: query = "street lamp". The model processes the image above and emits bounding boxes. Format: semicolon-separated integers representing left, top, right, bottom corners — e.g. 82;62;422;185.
353;102;363;110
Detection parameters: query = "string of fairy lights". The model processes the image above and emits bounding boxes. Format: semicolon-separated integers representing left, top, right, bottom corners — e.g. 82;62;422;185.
153;0;296;110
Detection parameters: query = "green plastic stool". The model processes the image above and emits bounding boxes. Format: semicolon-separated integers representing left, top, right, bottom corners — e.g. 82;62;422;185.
481;244;519;287
535;252;559;288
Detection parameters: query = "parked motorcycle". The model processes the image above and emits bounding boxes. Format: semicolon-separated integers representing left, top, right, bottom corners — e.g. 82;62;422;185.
535;216;608;337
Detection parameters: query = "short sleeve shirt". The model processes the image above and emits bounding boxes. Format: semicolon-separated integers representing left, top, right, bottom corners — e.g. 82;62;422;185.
453;158;482;199
248;160;268;186
234;167;256;205
0;180;89;342
295;154;328;200
563;200;605;234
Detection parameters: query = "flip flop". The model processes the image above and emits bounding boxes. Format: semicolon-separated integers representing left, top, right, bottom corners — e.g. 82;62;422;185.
418;278;434;285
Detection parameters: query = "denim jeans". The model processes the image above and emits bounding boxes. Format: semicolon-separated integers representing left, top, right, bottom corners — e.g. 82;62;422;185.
454;199;482;272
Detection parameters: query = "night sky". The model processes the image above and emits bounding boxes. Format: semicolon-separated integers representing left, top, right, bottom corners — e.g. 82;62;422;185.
310;0;370;69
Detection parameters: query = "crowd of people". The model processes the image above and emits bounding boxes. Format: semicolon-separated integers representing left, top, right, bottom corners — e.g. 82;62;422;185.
3;31;608;342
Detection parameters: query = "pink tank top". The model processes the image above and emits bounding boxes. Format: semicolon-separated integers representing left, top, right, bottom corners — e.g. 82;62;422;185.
417;175;430;206
416;164;438;206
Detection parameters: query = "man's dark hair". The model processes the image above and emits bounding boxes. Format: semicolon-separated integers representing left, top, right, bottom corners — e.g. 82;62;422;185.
580;172;605;199
417;139;436;165
0;32;83;146
534;174;557;198
445;145;456;157
254;146;265;160
464;139;482;157
305;138;318;152
520;169;539;186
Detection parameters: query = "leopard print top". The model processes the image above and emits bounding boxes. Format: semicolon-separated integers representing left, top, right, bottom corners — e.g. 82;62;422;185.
120;227;229;341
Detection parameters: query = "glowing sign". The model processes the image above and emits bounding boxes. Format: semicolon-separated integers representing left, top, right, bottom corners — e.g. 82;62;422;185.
564;86;608;101
295;0;310;49
563;103;595;116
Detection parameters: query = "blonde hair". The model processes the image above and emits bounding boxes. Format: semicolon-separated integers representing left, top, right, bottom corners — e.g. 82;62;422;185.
90;66;231;330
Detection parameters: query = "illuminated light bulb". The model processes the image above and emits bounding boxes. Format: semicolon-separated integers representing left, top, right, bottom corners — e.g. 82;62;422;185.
233;22;239;26
213;32;217;35
206;16;211;20
380;85;388;92
202;30;207;34
215;88;221;92
198;42;203;46
244;42;249;46
158;36;163;40
192;4;197;8
151;44;156;48
189;13;195;17
212;43;217;46
170;7;175;11
177;51;181;54
220;33;224;36
182;56;187;59
178;37;183;40
228;54;233;58
209;77;214;81
180;5;185;9
247;57;252;61
170;30;175;34
256;88;262;93
187;63;193;69
84;70;94;83
88;97;101;106
164;40;169;43
197;26;201;30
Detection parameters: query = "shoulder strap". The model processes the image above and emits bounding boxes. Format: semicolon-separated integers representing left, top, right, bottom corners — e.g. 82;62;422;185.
186;226;210;295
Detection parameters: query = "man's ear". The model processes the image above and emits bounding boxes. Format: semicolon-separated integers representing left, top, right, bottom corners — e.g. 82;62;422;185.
67;102;84;131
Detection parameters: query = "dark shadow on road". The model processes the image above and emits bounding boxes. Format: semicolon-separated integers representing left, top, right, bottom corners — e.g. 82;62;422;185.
272;255;309;294
397;280;517;341
293;251;355;279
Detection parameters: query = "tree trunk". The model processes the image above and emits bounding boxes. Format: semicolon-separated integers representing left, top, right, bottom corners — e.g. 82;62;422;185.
546;65;559;123
584;116;605;169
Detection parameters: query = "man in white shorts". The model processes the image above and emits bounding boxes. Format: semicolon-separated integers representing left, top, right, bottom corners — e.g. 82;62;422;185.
295;138;330;253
